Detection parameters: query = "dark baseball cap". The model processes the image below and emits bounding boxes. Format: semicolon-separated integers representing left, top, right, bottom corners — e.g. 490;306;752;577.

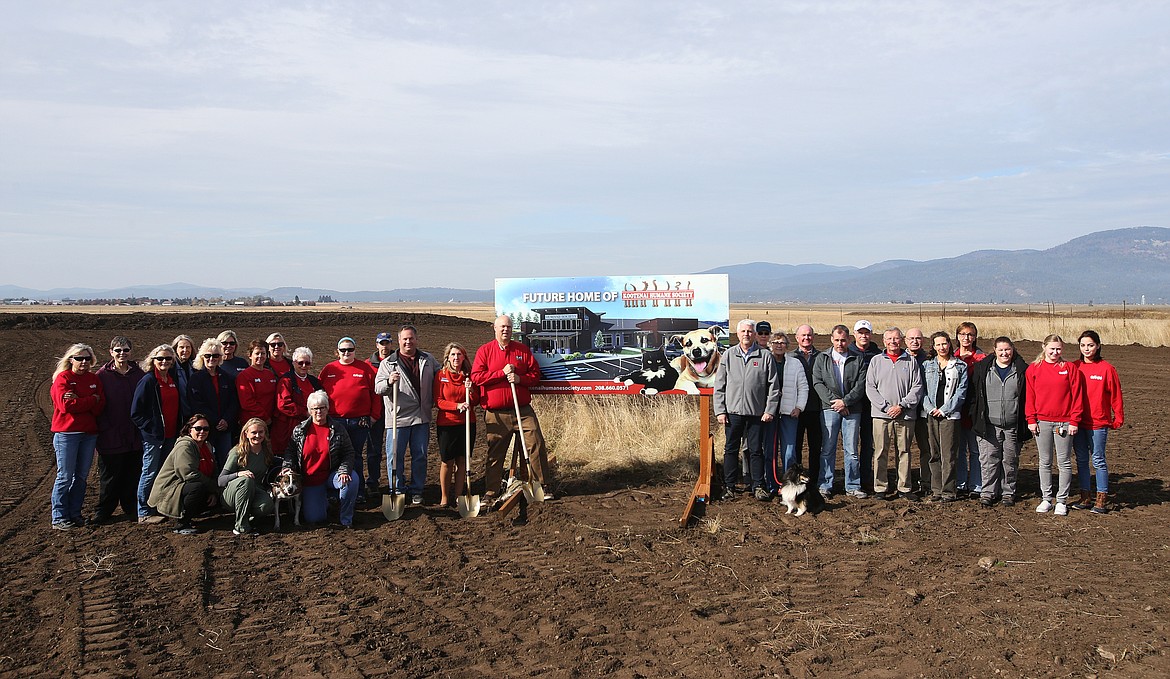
755;321;772;334
376;332;393;342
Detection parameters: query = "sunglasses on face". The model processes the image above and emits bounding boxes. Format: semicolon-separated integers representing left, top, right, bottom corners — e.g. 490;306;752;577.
338;347;355;353
295;360;312;367
154;356;174;362
222;341;237;346
203;353;222;359
191;426;211;433
112;347;131;354
269;342;285;348
71;355;93;362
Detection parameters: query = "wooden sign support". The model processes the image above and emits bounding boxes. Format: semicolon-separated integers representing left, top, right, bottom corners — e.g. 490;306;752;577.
679;392;715;527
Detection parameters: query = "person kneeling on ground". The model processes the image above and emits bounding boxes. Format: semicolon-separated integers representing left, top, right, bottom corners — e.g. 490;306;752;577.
219;417;276;535
283;390;357;528
148;414;220;535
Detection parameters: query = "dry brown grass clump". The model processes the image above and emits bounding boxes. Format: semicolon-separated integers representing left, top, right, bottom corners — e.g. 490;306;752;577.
536;394;702;489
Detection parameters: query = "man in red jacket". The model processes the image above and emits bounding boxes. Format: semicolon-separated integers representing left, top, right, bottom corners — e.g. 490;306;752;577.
471;315;554;504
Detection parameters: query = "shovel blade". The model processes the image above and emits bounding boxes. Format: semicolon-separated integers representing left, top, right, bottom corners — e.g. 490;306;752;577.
529;479;546;503
457;493;481;518
381;493;406;521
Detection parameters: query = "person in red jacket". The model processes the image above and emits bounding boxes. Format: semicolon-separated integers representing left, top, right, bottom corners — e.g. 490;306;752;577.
470;315;554;505
1071;330;1124;514
1025;334;1084;516
273;346;322;455
51;343;105;529
237;341;278;426
434;342;480;509
319;337;380;501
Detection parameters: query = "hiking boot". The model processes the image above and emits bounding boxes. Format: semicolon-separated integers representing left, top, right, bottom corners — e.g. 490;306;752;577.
1054;502;1069;516
720;487;736;502
1001;496;1015;507
1091;492;1109;514
897;492;920;502
1070;489;1093;510
754;487;771;502
1035;499;1053;513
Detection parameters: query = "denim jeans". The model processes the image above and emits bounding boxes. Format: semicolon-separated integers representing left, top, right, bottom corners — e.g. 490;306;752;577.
138;437;175;518
301;470;358;526
52;432;97;523
337;418;370;497
388;423;430;496
956;426;982;493
1073;428;1110;493
820;410;861;493
366;417;385;488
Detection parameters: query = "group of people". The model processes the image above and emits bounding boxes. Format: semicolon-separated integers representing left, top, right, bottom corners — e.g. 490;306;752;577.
715;319;1124;515
48;316;556;534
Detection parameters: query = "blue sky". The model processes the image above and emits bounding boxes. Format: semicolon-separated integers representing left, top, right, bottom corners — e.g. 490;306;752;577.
3;1;1168;291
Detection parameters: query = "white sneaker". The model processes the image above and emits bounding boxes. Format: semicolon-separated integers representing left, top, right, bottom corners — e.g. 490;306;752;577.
1036;499;1053;513
1054;502;1068;516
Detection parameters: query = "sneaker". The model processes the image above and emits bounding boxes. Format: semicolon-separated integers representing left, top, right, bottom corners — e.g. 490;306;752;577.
980;498;994;508
51;521;73;531
720;487;736;502
848;489;868;499
754;487;772;502
409;495;423;506
173;526;198;535
233;528;259;536
542;491;555;501
1054;502;1068;516
1090;504;1108;515
1035;499;1053;513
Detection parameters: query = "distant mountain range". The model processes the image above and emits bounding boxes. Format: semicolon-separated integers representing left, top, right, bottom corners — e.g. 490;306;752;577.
4;228;1168;305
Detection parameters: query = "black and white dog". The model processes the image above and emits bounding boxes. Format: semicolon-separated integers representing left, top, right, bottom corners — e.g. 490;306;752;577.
779;464;817;516
271;468;302;530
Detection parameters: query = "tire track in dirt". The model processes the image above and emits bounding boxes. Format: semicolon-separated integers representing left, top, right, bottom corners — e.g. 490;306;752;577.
65;531;137;677
0;374;54;524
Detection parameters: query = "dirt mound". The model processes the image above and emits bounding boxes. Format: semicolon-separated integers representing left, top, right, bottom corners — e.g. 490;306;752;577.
2;314;1168;677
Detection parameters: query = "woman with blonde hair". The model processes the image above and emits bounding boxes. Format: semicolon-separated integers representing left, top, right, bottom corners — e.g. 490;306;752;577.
50;343;105;529
217;330;248;378
433;342;479;509
1025;334;1084;516
219;418;276;535
188;338;239;467
131;344;187;523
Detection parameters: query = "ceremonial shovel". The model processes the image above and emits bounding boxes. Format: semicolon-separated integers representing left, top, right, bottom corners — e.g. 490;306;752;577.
509;380;545;503
381;371;405;521
457;380;481;518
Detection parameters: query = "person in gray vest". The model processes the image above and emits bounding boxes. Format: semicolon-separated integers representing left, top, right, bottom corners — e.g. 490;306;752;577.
715;320;780;502
967;337;1032;507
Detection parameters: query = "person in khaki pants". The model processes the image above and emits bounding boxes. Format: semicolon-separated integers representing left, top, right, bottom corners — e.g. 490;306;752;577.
865;328;924;501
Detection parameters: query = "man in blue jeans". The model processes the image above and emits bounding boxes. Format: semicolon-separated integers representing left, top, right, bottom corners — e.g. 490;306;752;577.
812;325;870;498
714;320;780;502
374;325;436;507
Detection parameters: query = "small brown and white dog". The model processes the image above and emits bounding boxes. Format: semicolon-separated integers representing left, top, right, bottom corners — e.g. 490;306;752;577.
271;468;302;530
669;326;725;394
779;464;814;517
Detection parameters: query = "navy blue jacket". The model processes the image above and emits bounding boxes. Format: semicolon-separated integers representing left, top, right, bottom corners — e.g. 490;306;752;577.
188;367;239;427
131;369;190;444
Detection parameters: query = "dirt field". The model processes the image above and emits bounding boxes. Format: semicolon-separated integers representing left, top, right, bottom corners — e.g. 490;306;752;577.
1;312;1168;678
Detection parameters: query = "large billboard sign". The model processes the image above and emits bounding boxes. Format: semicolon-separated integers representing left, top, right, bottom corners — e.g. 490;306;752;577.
494;275;730;395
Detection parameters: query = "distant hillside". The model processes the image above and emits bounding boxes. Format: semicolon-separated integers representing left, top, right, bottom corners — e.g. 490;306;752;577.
708;227;1170;304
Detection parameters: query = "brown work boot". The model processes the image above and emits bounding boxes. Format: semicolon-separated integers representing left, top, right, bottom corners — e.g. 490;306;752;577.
1070;489;1093;510
1091;492;1108;514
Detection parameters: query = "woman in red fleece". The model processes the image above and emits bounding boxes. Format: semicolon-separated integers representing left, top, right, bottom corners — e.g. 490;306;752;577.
1071;330;1124;514
1025;334;1084;516
237;341;278;426
50;343;105;530
433;343;480;509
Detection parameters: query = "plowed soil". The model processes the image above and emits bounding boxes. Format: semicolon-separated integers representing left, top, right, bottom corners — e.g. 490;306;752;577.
1;312;1168;678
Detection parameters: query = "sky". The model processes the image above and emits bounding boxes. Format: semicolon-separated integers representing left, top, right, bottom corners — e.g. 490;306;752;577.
2;1;1168;292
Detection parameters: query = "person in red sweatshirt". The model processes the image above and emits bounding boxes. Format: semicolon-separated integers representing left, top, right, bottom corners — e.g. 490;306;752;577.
433;342;480;509
273;346;322;455
1071;330;1124;514
50;343;105;529
1025;334;1084;516
319;337;380;501
471;315;554;505
237;341;278;426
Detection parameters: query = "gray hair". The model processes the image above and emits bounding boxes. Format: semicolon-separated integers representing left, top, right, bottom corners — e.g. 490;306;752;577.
292;346;313;362
306;390;330;411
736;319;756;332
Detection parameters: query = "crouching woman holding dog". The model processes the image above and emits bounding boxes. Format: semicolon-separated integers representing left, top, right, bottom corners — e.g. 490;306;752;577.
218;418;275;535
148;414;220;535
283;391;358;527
